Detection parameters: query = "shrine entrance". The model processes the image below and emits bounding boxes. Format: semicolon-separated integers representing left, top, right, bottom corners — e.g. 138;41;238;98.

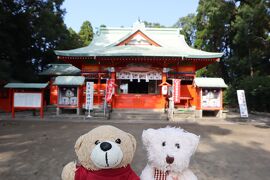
113;70;165;109
118;80;159;94
128;80;148;94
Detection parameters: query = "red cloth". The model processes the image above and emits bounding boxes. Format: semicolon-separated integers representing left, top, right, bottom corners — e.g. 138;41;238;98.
75;164;140;180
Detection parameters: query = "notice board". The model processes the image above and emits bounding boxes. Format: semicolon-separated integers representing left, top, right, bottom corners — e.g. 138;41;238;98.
14;93;42;108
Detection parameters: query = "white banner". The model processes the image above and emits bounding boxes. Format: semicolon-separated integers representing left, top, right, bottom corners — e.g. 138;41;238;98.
14;93;42;108
237;90;248;118
116;72;162;80
85;82;94;110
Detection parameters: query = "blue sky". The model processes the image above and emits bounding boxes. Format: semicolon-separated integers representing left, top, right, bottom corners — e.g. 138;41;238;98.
62;0;199;32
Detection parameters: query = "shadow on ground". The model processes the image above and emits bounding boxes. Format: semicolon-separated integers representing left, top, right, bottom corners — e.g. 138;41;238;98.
0;121;269;180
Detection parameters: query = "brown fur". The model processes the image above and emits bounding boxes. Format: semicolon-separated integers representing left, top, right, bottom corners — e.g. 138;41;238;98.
61;125;137;180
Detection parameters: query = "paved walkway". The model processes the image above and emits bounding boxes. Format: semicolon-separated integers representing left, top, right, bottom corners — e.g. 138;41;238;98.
0;111;270;180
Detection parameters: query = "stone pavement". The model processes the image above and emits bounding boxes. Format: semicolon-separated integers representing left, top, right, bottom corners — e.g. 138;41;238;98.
0;110;270;180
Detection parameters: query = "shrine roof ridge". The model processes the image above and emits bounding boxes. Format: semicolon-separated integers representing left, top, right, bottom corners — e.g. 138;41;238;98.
54;21;223;59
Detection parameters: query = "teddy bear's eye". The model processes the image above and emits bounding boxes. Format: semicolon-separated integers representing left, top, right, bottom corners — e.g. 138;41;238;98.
175;143;180;149
95;140;100;145
115;138;121;144
162;141;166;146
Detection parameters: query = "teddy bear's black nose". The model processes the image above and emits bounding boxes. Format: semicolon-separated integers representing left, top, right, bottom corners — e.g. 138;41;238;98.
166;155;174;164
100;142;112;152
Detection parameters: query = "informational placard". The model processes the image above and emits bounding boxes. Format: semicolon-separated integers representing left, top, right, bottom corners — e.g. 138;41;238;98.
14;93;42;108
58;87;78;106
173;79;181;103
85;82;94;110
201;89;221;108
237;90;249;118
106;79;115;102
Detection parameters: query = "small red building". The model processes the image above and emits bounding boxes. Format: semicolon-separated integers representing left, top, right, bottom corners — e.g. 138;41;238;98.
49;21;225;117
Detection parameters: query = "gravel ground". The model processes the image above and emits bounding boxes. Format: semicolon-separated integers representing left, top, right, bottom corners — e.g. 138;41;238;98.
0;114;270;180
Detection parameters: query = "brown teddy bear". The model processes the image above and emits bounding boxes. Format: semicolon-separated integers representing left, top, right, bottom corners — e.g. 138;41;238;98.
61;125;139;180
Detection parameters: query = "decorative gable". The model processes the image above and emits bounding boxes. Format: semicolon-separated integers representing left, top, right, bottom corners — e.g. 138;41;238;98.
116;30;161;47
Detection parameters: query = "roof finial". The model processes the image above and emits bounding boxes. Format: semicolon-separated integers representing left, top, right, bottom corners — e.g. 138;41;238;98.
133;18;145;30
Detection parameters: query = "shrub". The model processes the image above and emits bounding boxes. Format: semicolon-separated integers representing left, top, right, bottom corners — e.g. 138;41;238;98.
225;76;270;112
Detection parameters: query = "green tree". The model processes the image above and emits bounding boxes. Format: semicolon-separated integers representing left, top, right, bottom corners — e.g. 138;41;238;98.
230;0;270;78
79;21;94;46
173;14;196;46
0;0;82;81
100;24;106;28
195;0;236;80
194;0;270;111
57;28;83;50
143;21;165;28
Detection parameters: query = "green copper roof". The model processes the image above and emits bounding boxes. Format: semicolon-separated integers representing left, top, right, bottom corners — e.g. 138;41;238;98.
55;21;223;59
39;64;80;76
5;83;48;89
194;78;228;88
54;76;85;86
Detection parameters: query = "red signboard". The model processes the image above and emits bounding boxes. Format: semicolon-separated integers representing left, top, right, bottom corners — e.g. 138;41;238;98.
105;79;115;103
173;79;181;103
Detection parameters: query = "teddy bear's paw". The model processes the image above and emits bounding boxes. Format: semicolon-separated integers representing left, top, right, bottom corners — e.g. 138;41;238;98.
61;161;76;180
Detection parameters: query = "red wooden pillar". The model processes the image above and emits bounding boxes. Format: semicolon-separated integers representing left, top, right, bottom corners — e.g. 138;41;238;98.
111;72;116;80
161;72;167;95
40;89;44;119
97;73;101;105
11;89;15;118
77;86;80;108
8;88;12;112
111;71;116;107
162;72;166;83
56;86;59;106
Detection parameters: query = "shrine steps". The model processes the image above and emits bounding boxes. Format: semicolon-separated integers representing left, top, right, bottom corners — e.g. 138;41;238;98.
171;108;196;121
110;109;168;121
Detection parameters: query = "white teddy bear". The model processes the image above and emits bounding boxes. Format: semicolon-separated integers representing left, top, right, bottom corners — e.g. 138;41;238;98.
140;127;200;180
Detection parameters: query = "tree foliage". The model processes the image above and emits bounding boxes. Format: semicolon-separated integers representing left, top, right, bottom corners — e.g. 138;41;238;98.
79;21;94;46
192;0;270;111
230;0;270;78
194;0;270;80
143;21;165;28
225;76;270;112
173;14;196;46
0;0;82;82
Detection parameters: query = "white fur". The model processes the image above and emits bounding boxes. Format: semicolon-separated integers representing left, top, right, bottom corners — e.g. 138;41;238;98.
140;127;199;180
90;141;123;169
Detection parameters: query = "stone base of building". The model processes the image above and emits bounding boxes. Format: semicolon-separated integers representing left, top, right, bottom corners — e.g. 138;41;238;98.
195;110;223;118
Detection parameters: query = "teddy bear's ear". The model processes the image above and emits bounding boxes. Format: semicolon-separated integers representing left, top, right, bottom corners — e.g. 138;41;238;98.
142;128;155;146
188;134;200;155
74;135;85;154
127;133;137;153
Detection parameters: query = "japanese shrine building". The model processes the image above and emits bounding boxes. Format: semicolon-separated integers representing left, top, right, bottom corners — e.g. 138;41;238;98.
52;21;224;114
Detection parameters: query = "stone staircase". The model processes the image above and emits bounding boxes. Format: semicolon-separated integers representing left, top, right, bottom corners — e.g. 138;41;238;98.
110;109;168;121
90;104;110;119
170;108;196;121
44;105;195;121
